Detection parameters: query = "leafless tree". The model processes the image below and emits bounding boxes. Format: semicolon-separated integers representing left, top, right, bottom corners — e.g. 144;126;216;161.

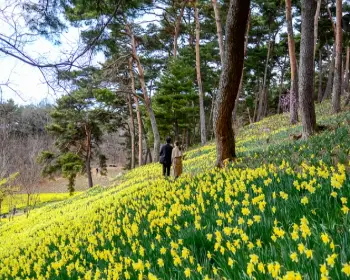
0;0;123;94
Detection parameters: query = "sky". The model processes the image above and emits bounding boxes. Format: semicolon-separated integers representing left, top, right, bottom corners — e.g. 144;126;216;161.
0;0;104;105
0;0;159;106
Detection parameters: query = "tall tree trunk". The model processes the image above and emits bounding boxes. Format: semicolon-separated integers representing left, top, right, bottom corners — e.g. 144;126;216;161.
214;0;250;167
285;0;299;125
173;0;188;58
323;47;336;101
182;128;186;148
212;0;224;65
174;119;179;141
257;39;272;122
343;46;350;96
277;58;287;114
26;193;30;218
314;0;322;59
253;80;261;122
299;0;317;138
233;12;250;121
332;0;342;113
208;91;216;138
140;117;151;165
326;2;336;38
129;58;142;167
318;49;323;102
127;25;160;162
322;0;336;102
194;1;207;145
126;85;135;169
85;126;93;188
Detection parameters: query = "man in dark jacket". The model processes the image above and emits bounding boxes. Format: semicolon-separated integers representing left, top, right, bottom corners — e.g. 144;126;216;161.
160;136;173;176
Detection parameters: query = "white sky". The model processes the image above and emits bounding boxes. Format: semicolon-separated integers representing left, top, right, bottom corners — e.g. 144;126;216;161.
0;0;105;105
0;0;158;105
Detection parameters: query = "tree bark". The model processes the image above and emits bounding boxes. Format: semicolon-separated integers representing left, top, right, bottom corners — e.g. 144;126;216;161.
332;0;342;113
285;0;299;125
128;58;142;167
233;11;250;121
212;0;224;65
85;126;93;188
318;48;323;102
299;0;317;138
194;1;207;145
127;25;160;162
323;47;336;101
126;82;135;169
257;39;272;122
314;0;322;59
253;80;261;122
326;2;336;38
214;0;250;167
343;46;350;96
173;0;188;58
208;91;216;138
277;57;287;114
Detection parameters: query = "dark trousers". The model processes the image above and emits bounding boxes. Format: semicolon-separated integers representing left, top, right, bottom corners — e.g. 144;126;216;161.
162;164;171;176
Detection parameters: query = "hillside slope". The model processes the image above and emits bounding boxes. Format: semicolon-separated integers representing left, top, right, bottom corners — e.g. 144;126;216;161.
1;101;350;279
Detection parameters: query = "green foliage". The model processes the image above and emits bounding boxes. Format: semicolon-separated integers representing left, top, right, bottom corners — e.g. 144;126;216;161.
40;72;127;192
99;155;108;176
154;57;199;140
38;151;84;195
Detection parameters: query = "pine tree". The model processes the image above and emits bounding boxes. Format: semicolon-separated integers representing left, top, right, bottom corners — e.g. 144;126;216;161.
39;85;127;193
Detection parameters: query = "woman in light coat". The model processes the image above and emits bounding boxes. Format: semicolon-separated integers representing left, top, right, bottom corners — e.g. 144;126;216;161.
171;141;183;178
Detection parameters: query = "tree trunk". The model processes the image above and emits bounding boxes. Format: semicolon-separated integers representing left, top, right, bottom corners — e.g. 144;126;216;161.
214;0;250;167
277;58;286;114
326;2;336;38
85;126;93;189
148;147;153;163
126;85;135;169
140;117;152;165
299;0;317;138
318;49;323;102
174;119;179;141
313;0;322;59
247;108;253;124
285;0;299;125
343;46;350;96
194;1;207;145
253;80;261;122
129;58;142;167
212;0;224;65
208;91;216;138
26;193;30;218
182;128;186;149
323;47;336;101
332;0;342;113
173;0;188;58
127;25;160;162
257;39;272;122
233;12;250;121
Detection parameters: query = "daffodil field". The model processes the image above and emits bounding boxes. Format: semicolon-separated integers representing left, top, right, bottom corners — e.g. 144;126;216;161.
2;193;79;215
1;102;350;279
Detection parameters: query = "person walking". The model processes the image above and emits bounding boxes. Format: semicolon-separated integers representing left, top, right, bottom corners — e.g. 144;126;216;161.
172;141;183;178
160;136;173;177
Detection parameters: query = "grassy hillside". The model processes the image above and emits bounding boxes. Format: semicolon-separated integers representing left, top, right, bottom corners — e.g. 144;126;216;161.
1;101;350;279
